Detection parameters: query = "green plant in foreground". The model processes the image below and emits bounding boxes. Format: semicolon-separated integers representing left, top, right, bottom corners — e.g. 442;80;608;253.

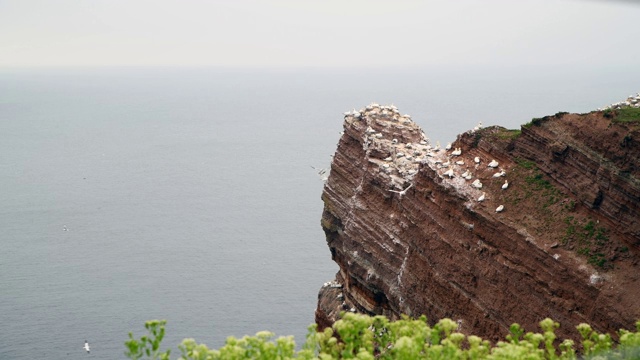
125;320;171;360
126;316;640;360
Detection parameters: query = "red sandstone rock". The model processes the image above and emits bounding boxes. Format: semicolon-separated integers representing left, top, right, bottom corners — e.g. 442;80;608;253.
316;105;640;344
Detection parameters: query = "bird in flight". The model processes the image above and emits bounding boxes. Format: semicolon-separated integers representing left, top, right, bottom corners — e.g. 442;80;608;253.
388;183;413;196
83;340;90;354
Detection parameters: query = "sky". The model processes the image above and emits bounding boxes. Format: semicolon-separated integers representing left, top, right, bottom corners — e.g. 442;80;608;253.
0;0;638;68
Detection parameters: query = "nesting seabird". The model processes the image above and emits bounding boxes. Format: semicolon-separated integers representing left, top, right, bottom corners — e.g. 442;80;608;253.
444;167;455;178
478;192;486;202
488;159;499;168
451;148;462;156
474;157;480;164
495;205;504;212
501;180;509;190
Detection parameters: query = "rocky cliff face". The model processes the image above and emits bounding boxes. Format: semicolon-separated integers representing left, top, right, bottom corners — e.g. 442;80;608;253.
315;104;640;343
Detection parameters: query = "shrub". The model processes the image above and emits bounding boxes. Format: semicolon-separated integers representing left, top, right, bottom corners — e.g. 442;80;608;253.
126;315;640;359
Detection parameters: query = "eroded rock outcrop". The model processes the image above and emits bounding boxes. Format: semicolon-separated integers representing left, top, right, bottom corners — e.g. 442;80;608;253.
315;103;640;343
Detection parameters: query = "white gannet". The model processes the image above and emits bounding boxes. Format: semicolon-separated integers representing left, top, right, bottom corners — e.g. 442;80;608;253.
375;133;383;138
493;170;506;178
84;341;90;353
461;170;470;178
501;180;509;190
478;192;486;202
472;179;483;189
445;142;452;150
451;148;462;156
388;183;413;196
495;205;504;212
444;167;455;178
488;159;499;168
365;126;375;134
474;156;480;164
392;138;398;144
456;160;465;165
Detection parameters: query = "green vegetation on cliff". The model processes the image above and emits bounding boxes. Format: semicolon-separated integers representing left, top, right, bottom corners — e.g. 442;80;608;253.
605;107;640;123
126;314;640;360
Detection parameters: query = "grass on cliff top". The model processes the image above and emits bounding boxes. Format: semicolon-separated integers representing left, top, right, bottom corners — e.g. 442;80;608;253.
605;107;640;123
127;316;640;360
496;128;522;140
523;112;569;128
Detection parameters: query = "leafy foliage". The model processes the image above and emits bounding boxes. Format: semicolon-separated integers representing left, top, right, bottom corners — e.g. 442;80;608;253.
126;316;640;359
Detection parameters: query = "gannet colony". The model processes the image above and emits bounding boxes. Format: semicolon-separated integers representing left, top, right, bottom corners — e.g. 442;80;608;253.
598;92;640;110
342;103;505;213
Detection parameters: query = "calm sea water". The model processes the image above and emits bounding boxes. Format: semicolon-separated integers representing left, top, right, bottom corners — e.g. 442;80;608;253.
1;66;638;359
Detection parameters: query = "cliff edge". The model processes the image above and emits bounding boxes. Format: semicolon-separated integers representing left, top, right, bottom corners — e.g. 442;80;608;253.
315;101;640;343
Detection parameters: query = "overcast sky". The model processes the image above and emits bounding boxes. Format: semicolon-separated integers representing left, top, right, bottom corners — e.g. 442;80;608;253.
0;0;638;67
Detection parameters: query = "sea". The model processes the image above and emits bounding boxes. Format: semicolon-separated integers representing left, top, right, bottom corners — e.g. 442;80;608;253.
1;65;638;359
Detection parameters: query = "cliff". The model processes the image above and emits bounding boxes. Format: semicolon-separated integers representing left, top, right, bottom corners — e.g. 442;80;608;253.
315;103;640;343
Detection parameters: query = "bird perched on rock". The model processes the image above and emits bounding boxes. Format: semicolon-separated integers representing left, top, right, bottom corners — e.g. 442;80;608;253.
444;167;455;178
495;205;504;212
478;192;486;202
488;159;499;168
502;180;509;189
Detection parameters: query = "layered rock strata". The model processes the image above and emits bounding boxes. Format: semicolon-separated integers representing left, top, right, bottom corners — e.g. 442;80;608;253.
315;103;640;343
